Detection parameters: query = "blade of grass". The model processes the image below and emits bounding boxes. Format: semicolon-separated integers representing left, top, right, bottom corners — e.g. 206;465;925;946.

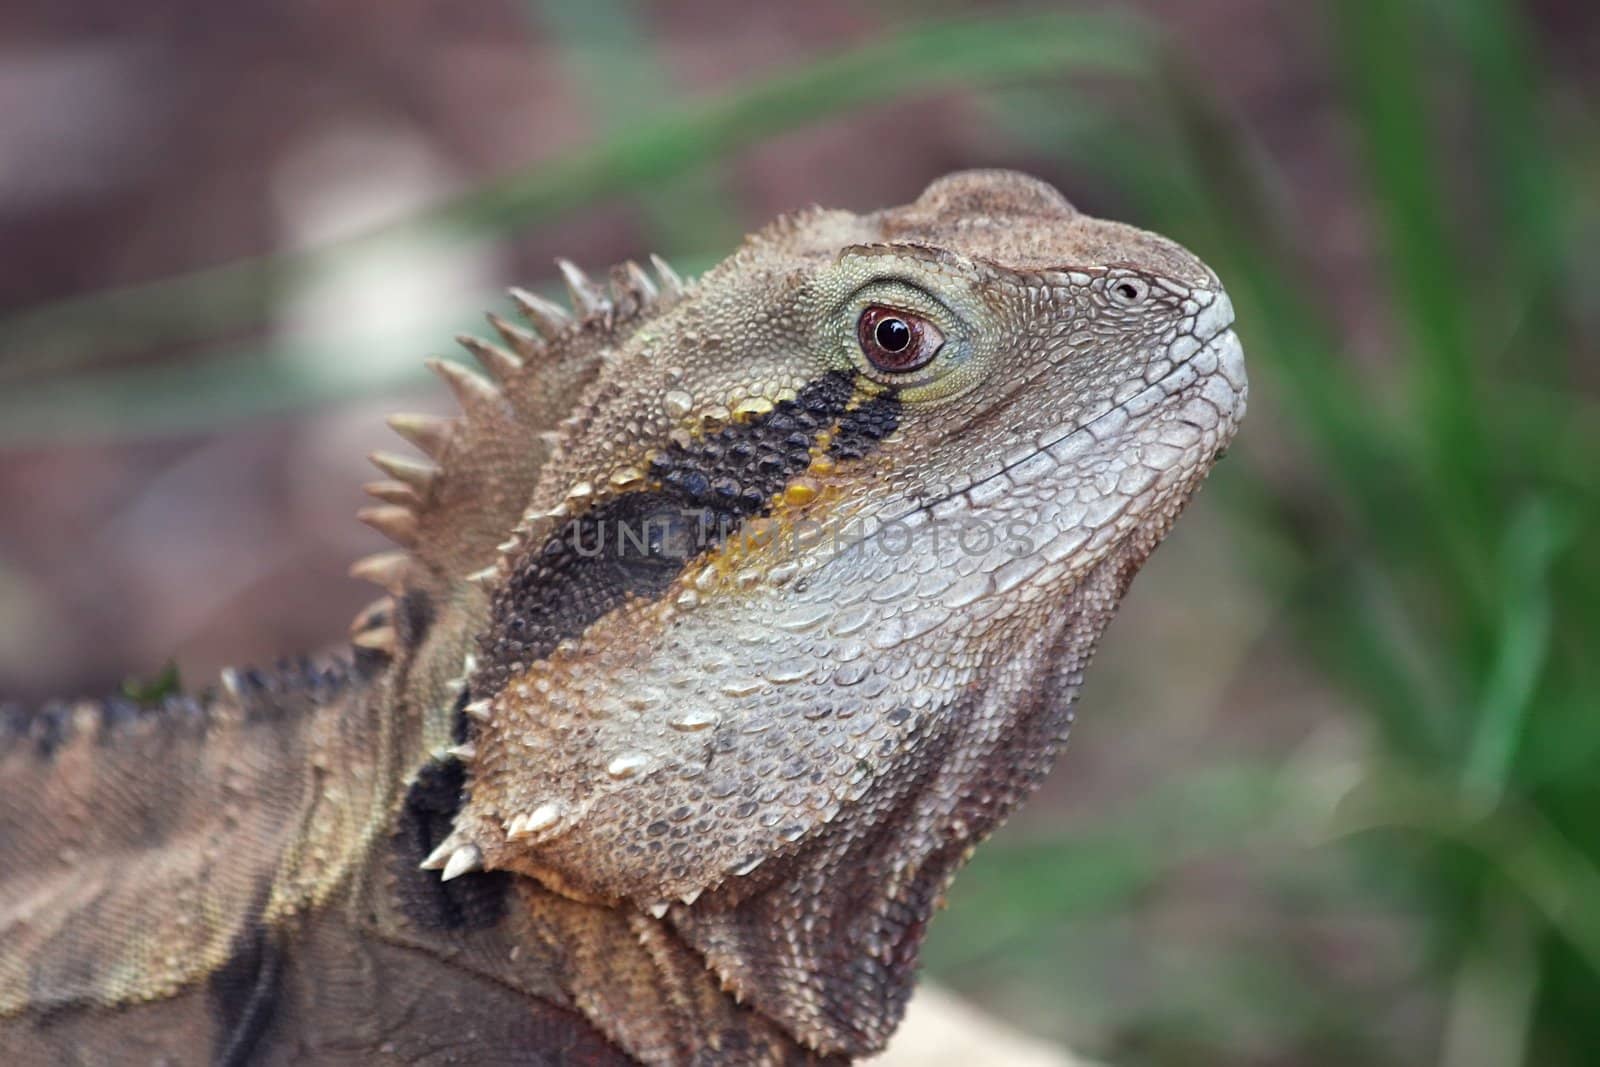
1440;886;1539;1067
1299;558;1454;765
1461;498;1569;806
1329;0;1498;638
1330;0;1485;514
1422;0;1573;380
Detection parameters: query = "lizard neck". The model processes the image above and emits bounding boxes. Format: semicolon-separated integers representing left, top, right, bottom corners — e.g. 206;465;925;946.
515;880;839;1064
374;612;822;1063
375;746;828;1064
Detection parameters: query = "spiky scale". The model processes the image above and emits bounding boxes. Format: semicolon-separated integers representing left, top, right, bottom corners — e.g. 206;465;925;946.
386;412;452;461
350;624;396;653
456;333;523;385
419;838;456;871
368;451;438;495
348;550;414;594
363;480;420;508
650;253;685;299
425;358;503;416
613;261;657;307
485;311;543;361
510;286;572;339
357;505;420;548
440;844;483;882
508;801;563;840
606;753;649;779
556;259;611;320
349;595;390;629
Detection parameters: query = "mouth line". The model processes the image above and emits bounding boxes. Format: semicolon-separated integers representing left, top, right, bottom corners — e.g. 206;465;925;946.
888;324;1238;523
1035;323;1236;449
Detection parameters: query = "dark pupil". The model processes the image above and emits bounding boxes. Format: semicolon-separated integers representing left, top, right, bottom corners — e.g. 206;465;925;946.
874;317;912;353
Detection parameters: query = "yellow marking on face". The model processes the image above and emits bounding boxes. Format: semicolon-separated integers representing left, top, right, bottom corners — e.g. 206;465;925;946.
673;439;866;598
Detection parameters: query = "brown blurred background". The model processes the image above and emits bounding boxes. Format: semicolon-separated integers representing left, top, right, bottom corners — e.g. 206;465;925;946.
3;3;1598;1065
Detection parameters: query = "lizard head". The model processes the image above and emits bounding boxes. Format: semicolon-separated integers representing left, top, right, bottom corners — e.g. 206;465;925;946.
368;170;1245;1055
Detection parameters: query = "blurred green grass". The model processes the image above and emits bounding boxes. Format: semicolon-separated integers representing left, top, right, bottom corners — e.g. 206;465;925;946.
968;2;1600;1063
4;2;1598;1064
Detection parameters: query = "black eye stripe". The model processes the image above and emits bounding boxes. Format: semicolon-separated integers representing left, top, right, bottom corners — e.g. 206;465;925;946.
473;371;898;699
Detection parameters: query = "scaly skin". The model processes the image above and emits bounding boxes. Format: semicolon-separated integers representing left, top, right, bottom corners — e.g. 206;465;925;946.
0;171;1245;1065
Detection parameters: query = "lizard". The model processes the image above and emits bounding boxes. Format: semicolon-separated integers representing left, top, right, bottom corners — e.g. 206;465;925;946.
0;170;1246;1065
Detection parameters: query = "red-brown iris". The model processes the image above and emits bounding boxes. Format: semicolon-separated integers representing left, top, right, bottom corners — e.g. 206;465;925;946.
856;305;943;374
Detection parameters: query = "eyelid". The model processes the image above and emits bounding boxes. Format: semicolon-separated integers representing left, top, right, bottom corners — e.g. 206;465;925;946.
839;276;952;320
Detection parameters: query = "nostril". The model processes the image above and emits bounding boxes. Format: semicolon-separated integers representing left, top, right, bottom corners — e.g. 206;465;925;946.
1108;277;1149;307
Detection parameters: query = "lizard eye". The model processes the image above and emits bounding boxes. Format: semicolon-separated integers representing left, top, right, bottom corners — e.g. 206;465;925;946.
857;306;943;373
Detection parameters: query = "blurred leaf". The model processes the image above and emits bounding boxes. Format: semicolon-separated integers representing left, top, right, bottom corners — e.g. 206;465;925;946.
0;333;433;445
1422;0;1574;374
0;11;1153;383
1440;886;1540;1067
1461;499;1570;804
929;764;1293;972
1330;765;1600;983
0;258;709;446
1331;1;1488;548
120;660;182;707
529;0;746;253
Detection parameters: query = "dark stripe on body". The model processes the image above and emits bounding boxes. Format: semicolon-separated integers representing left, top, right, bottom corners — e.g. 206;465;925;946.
473;370;900;698
209;918;284;1066
395;588;436;650
391;757;513;929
